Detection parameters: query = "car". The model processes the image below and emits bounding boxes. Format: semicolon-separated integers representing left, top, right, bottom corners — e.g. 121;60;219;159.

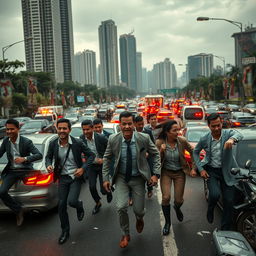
0;134;59;212
242;103;256;115
83;108;98;118
64;113;78;124
181;105;206;126
19;120;53;135
156;109;174;123
110;114;120;124
14;117;32;127
0;119;7;139
230;112;256;127
226;104;240;112
114;108;126;115
217;103;226;111
78;115;95;122
205;107;217;117
181;121;207;135
34;113;57;124
70;122;120;138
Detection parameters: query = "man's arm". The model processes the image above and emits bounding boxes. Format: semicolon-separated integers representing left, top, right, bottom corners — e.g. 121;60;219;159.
146;136;161;176
45;140;55;171
81;141;95;171
102;138;113;182
193;138;204;172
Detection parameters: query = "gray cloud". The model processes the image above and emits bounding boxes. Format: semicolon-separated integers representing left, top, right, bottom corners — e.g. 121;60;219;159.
0;0;255;76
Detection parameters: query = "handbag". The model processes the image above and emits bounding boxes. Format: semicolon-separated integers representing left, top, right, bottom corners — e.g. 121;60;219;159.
53;145;71;182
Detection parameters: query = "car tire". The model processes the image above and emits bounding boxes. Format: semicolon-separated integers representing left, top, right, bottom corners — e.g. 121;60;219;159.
203;179;209;202
237;210;256;249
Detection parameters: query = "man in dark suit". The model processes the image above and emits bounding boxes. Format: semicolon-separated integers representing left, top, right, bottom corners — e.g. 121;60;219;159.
45;118;95;244
92;118;111;138
0;119;42;226
103;111;161;248
80;120;112;215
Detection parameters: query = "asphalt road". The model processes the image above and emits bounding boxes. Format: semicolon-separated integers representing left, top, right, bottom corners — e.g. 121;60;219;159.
0;176;221;256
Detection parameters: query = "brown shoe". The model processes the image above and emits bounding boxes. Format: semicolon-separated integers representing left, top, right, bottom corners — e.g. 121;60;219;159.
136;218;144;233
16;208;24;226
119;235;130;248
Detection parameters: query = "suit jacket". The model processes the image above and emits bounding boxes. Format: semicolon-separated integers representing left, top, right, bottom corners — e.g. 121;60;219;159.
142;127;155;143
103;129;111;138
80;132;108;166
45;136;95;180
156;136;195;175
193;129;243;186
0;135;43;176
102;131;161;185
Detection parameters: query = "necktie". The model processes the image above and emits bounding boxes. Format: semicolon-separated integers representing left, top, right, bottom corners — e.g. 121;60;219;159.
125;140;132;183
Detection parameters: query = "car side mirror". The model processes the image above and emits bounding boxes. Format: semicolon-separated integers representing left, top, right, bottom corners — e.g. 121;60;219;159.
245;159;252;169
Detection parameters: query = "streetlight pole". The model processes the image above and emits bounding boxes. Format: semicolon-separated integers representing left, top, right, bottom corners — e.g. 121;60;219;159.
196;17;242;32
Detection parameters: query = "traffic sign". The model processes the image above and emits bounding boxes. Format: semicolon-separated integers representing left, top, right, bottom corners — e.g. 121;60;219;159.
158;88;180;94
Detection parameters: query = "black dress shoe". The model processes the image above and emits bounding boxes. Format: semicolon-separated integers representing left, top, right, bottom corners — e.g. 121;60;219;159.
16;208;24;227
58;231;69;245
107;192;113;203
174;205;183;222
163;223;171;236
207;207;214;224
92;203;102;215
77;207;85;221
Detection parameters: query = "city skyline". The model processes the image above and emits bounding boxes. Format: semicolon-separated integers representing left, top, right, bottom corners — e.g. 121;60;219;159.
0;0;255;78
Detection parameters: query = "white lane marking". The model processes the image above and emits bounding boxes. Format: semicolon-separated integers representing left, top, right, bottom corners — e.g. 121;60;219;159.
156;186;178;256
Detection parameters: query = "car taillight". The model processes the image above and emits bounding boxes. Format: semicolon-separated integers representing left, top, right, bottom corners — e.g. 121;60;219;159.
23;172;53;186
233;122;241;126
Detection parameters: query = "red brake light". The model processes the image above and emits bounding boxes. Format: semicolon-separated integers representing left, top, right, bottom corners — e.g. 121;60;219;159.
233;122;241;126
23;172;53;186
194;112;203;117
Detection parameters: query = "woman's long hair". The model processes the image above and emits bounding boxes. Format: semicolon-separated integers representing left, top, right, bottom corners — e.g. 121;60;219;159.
157;120;177;141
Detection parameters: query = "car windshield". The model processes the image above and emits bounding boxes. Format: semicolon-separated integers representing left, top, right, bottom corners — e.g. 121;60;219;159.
236;140;256;170
85;110;95;115
70;127;82;138
65;114;77;118
187;129;209;142
34;116;53;122
0;144;43;164
21;121;42;129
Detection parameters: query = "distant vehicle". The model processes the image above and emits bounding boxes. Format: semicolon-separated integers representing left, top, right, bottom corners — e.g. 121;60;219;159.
19;120;53;135
114;109;126;114
37;105;64;119
226;104;240;112
110;114;120;124
14;117;32;127
181;106;205;126
156;109;174;123
64;113;78;124
78;115;94;122
217;103;226;111
144;95;164;118
230;112;256;126
0;134;59;212
84;108;98;117
242;103;256;115
34;112;57;123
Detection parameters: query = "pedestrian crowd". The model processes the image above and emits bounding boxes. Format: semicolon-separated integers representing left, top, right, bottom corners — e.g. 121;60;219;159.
0;111;242;248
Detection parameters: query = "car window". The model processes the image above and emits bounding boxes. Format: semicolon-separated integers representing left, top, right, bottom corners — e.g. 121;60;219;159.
70;127;82;138
187;129;209;142
236;140;256;170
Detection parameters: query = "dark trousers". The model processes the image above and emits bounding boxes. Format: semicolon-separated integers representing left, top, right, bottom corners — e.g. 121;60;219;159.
58;175;83;232
88;165;111;203
206;165;234;230
0;171;26;213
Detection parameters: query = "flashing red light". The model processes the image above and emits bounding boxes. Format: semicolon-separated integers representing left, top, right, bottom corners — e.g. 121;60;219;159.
23;172;53;186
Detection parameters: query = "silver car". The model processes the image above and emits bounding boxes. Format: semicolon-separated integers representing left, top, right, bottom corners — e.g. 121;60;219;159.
0;134;58;212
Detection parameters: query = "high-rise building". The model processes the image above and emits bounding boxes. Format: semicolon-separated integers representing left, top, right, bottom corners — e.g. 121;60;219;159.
74;50;97;85
98;19;119;87
136;52;143;93
119;34;137;91
142;67;148;93
151;58;177;91
21;0;74;83
187;53;213;81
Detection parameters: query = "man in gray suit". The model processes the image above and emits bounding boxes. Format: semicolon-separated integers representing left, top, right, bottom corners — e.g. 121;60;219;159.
0;119;42;226
103;111;161;248
193;113;243;230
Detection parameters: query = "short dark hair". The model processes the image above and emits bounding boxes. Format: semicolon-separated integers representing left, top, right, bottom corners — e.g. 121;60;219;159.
119;111;133;121
81;120;93;127
147;113;157;121
57;118;71;129
158;120;177;140
207;113;221;125
6;119;20;128
134;115;143;122
93;118;103;126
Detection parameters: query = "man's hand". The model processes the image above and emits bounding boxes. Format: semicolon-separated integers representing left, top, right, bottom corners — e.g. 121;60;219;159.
200;170;209;179
224;138;235;149
14;157;26;164
47;165;54;173
149;175;158;186
190;169;197;177
96;158;103;165
74;168;84;177
103;181;111;193
160;144;166;152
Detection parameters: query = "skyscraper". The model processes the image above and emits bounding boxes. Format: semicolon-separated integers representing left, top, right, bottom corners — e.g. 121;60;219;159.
119;34;137;91
98;19;119;87
187;53;213;81
21;0;74;83
74;50;97;85
136;52;143;93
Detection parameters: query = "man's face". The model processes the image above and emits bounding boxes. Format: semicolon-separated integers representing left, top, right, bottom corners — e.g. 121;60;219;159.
120;116;134;138
135;120;144;132
57;122;71;139
6;124;19;140
82;125;93;139
93;123;103;134
208;117;222;137
149;115;157;128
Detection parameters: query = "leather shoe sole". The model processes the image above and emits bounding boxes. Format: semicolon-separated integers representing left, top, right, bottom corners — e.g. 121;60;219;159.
119;235;130;248
58;232;69;245
136;218;144;233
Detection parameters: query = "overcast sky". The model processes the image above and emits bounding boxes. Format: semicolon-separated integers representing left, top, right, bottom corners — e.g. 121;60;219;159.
0;0;255;77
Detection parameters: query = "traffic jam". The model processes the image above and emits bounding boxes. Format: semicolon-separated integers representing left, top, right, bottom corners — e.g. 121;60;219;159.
0;96;256;253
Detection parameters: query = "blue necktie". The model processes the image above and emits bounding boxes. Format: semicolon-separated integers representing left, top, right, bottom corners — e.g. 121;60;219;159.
125;140;132;183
